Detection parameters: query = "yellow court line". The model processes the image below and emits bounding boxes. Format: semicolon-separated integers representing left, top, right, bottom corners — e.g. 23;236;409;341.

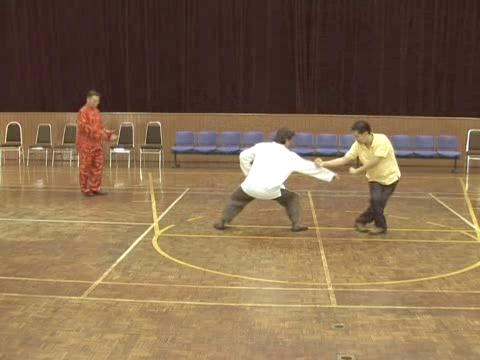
152;226;322;286
164;233;314;241
147;180;480;288
3;292;480;311
162;233;479;244
429;193;478;232
80;176;189;299
427;221;479;241
308;191;336;306
227;224;474;233
459;178;480;241
152;225;480;287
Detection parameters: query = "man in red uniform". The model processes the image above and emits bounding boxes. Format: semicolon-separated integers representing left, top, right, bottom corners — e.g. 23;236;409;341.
76;90;117;196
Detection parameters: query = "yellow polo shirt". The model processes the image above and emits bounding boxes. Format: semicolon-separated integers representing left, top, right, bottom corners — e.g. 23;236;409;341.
345;133;401;185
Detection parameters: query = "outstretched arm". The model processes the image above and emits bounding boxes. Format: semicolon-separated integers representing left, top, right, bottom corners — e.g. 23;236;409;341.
291;153;337;182
315;141;358;169
315;156;352;168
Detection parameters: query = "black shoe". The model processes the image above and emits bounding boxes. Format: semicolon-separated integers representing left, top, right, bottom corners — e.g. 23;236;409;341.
292;224;309;232
369;226;387;235
214;220;226;230
355;222;369;233
92;191;108;196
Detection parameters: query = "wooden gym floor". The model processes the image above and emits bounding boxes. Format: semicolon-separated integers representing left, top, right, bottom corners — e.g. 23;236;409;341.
1;163;480;359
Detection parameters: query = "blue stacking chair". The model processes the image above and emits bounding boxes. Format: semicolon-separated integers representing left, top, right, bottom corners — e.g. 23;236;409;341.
437;136;460;159
315;134;338;156
217;132;241;154
391;135;414;158
171;131;195;167
291;133;315;156
414;135;437;158
242;132;264;149
194;131;217;153
339;134;355;155
437;135;461;171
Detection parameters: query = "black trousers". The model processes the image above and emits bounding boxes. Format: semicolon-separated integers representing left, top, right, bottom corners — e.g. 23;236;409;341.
356;181;398;230
221;187;301;225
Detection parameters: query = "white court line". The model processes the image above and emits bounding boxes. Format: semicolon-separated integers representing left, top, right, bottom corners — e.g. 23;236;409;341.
80;187;190;298
308;191;337;306
0;276;91;284
3;292;480;311
429;193;479;231
0;218;151;226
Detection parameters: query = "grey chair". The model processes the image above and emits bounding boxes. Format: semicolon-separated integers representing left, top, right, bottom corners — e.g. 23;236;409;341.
110;122;135;168
140;121;163;170
0;121;24;166
52;124;78;167
27;123;52;166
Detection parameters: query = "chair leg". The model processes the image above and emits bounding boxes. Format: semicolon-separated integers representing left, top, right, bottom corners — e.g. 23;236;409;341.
27;149;30;167
173;153;179;168
109;151;112;168
451;158;457;173
45;150;48;167
128;153;131;169
51;151;55;167
69;151;72;167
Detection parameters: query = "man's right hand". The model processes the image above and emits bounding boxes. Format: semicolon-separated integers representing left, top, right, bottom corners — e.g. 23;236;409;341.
110;134;118;141
314;158;323;167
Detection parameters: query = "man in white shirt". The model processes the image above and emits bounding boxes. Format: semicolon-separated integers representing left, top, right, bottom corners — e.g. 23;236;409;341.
214;128;337;232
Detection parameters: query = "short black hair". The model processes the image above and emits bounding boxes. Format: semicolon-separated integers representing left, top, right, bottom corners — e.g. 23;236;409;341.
351;120;371;134
273;127;296;144
87;90;101;98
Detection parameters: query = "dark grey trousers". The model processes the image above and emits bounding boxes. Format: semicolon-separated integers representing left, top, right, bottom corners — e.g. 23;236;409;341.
356;181;398;230
221;187;301;225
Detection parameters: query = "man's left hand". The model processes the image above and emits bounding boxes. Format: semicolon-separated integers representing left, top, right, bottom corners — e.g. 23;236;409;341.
349;167;360;175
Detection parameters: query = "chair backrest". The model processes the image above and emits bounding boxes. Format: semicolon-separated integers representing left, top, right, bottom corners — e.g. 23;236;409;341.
242;132;264;146
197;131;217;146
219;132;241;146
175;131;195;145
437;135;458;151
63;124;77;145
316;134;337;148
466;130;480;151
5;122;22;144
414;135;435;150
36;124;52;145
391;135;412;150
145;122;162;145
117;122;134;146
339;134;355;149
293;133;314;147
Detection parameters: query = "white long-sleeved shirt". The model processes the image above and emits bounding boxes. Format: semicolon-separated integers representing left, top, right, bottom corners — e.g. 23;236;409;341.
239;142;336;200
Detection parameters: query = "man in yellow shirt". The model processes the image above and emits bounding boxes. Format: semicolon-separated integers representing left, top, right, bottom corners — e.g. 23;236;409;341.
316;121;401;235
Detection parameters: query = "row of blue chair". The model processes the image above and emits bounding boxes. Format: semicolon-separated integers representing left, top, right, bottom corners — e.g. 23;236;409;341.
171;131;461;169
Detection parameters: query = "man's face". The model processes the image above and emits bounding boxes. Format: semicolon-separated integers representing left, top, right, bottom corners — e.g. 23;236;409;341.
86;95;100;108
353;130;370;145
285;138;293;148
